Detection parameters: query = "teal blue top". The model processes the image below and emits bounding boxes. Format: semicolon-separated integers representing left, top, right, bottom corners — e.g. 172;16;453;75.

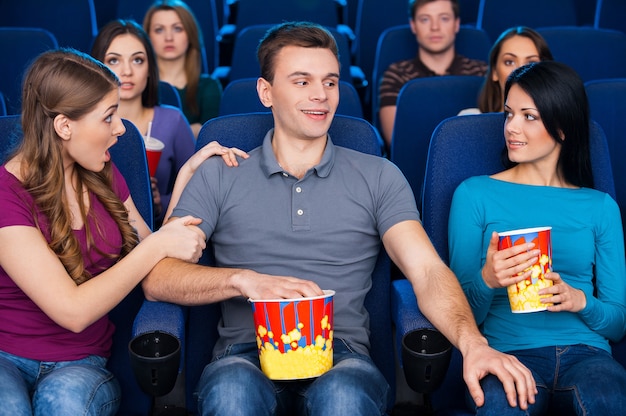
448;175;626;353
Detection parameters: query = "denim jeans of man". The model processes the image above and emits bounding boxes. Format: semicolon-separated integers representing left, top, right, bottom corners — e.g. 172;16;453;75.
465;344;626;415
195;338;390;415
0;349;120;416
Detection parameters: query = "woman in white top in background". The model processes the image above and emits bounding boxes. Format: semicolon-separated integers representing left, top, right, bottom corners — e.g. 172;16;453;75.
459;26;553;115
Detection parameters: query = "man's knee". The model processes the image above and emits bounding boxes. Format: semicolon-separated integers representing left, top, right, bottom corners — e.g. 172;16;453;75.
304;356;389;415
196;356;277;416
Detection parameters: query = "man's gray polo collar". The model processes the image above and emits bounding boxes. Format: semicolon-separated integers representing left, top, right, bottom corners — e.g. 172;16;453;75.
260;128;336;179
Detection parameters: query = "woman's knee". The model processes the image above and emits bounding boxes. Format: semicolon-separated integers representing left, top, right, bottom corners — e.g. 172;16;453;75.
33;364;120;416
563;355;626;415
0;358;32;416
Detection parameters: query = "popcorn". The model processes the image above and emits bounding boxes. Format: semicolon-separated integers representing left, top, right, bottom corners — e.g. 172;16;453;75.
498;227;553;313
507;277;553;312
256;317;333;380
250;290;335;380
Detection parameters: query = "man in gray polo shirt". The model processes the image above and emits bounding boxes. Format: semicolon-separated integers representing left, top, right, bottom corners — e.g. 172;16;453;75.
143;21;536;416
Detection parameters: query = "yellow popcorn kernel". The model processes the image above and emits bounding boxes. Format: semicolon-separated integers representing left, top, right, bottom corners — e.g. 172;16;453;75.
257;325;267;338
530;264;541;279
321;315;329;330
288;327;302;342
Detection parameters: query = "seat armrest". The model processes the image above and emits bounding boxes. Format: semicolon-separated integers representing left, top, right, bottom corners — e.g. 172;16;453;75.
210;66;230;87
337;24;355;43
132;300;186;370
391;279;436;365
216;24;236;44
350;66;368;89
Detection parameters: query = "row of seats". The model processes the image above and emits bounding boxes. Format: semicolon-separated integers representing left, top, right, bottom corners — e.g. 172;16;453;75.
3;21;625;120
1;0;623;87
2;99;625;416
1;25;624;228
390;76;626;240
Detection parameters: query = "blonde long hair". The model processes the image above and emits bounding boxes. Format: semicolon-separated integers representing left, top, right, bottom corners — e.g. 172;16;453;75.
19;48;139;285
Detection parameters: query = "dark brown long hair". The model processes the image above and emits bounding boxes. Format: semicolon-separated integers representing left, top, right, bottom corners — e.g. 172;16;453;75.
91;19;160;108
478;26;553;113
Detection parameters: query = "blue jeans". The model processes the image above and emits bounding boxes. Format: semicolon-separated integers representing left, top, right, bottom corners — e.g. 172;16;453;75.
0;350;120;416
195;339;390;415
466;344;626;415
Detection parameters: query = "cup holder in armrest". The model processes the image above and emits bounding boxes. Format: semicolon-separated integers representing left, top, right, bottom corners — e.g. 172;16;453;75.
401;328;452;394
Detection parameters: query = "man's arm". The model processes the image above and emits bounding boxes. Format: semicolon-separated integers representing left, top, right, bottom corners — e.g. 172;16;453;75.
141;219;323;306
382;220;537;410
378;105;396;148
142;257;244;305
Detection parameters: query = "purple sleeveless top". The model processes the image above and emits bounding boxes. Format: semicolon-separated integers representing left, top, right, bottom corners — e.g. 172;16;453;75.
0;164;130;361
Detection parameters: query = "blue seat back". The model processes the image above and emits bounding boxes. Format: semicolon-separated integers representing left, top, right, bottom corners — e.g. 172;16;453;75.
477;0;578;41
229;0;341;30
585;78;626;242
390;76;485;211
353;0;409;113
158;81;183;109
594;0;626;34
109;119;154;230
0;0;97;53
459;0;481;25
573;0;598;26
536;26;626;82
0;27;59;115
0;92;7;116
0;115;22;164
199;112;383;156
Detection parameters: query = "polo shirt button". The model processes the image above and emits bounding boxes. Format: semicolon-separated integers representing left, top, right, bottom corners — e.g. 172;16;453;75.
296;186;302;193
297;209;304;216
282;172;288;177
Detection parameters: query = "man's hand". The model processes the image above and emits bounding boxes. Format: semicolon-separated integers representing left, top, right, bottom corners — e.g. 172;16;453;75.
231;269;324;300
463;340;537;410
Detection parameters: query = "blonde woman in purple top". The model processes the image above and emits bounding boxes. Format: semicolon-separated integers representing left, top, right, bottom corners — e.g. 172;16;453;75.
0;49;246;415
